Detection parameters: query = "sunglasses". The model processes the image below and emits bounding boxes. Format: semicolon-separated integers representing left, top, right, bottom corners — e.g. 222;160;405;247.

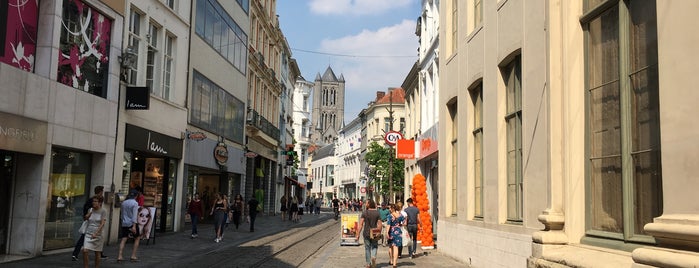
139;213;150;218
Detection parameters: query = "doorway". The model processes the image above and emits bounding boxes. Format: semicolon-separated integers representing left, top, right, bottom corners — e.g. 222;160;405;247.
0;151;15;254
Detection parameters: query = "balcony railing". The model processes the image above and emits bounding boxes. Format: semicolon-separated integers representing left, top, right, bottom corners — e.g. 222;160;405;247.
247;109;280;139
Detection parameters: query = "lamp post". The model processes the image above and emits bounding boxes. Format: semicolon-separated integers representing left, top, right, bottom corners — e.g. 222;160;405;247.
387;90;395;203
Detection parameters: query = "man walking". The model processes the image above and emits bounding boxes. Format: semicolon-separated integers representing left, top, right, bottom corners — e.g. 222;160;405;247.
247;196;260;232
72;186;107;261
117;192;141;262
404;198;421;258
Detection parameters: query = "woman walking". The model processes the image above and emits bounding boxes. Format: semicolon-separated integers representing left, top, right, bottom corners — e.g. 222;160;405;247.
187;193;204;238
387;204;405;268
356;199;381;268
210;193;228;242
231;194;244;229
82;195;107;268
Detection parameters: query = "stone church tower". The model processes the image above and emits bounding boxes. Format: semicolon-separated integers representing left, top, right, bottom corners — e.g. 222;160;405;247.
311;66;345;145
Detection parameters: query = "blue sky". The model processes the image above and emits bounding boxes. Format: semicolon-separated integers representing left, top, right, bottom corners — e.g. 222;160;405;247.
277;0;421;123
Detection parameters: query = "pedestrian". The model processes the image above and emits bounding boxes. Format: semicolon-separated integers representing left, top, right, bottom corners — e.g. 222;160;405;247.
395;201;408;258
307;197;314;215
210;193;227;243
404;198;421;258
297;196;305;221
387;203;405;268
280;194;288;221
356;199;381;268
314;197;322;215
231;194;244;230
72;186;106;261
117;192;141;263
378;202;390;246
247;196;260;232
290;196;299;222
187;193;204;238
81;195;106;268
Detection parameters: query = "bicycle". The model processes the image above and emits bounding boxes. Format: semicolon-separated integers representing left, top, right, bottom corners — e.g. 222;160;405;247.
333;207;339;220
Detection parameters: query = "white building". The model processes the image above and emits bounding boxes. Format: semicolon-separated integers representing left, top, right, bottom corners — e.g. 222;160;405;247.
310;144;336;201
336;117;363;200
292;76;314;197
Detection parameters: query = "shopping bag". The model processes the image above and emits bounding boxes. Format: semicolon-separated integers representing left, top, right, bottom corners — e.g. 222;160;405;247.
401;226;412;247
78;220;88;234
370;227;383;241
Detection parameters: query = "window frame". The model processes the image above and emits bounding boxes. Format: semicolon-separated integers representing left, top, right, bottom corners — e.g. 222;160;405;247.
504;55;523;223
471;84;484;219
582;0;662;246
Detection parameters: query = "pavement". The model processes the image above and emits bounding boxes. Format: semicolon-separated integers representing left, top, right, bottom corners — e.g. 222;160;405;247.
2;210;468;267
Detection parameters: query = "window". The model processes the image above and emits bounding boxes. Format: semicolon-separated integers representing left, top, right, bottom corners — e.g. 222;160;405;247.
450;0;458;55
0;0;38;71
195;0;248;74
384;117;391;132
400;118;406;132
236;0;250;14
472;84;484;218
190;71;245;143
504;56;522;222
58;0;112;97
474;0;483;29
146;23;160;96
165;0;176;9
448;100;458;216
584;0;661;241
162;34;174;100
127;8;143;85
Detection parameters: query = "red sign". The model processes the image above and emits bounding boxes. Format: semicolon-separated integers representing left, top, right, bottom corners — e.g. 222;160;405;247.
187;131;207;141
245;151;258;158
420;138;438;158
384;131;403;146
360;187;366;193
396;139;415;159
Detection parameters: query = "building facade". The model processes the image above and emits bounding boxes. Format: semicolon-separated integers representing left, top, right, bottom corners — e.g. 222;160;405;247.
185;0;249;222
0;0;123;257
292;76;314;199
336;117;363;200
246;0;283;215
438;0;699;267
115;0;191;238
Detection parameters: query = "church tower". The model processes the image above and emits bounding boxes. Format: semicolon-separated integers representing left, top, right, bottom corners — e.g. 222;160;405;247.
311;66;345;145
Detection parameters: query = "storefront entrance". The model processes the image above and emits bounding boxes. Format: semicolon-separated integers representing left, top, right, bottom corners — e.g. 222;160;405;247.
0;151;14;254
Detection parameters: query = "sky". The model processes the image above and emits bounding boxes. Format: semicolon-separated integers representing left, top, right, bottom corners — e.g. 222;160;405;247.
276;0;421;123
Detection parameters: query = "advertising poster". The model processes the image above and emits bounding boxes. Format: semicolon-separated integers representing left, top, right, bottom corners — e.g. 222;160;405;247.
340;212;360;246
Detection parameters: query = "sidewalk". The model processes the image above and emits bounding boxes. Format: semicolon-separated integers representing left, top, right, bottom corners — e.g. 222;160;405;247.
3;211;468;268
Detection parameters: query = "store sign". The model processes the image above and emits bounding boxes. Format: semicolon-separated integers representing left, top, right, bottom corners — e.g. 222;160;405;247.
0;112;47;155
384;131;403;146
187;131;207;141
213;142;229;166
125;86;150;110
125;124;182;158
396;139;416;159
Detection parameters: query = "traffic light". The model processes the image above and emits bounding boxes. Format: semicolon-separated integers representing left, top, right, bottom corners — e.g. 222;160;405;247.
285;145;296;166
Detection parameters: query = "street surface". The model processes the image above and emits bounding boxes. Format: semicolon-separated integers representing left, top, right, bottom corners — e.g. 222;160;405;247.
4;210;468;267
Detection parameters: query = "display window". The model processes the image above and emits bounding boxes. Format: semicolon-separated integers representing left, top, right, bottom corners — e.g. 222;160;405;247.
122;151;177;231
45;148;92;250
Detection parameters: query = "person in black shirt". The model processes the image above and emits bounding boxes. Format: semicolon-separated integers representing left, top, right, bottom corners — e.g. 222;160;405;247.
331;197;340;220
247;197;260;232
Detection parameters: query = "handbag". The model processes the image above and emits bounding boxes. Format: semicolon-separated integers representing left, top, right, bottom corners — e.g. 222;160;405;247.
78;220;88;234
369;226;383;240
401;226;412;247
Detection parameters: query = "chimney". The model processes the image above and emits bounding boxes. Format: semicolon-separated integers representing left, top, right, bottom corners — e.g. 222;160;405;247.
376;91;386;101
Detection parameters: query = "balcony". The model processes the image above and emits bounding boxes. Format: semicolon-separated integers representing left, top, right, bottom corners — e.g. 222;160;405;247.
247;109;280;141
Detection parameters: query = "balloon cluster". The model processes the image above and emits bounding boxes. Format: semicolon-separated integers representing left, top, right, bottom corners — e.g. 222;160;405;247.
411;173;434;247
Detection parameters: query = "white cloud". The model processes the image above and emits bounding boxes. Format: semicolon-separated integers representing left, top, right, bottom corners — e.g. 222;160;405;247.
317;20;417;116
309;0;413;16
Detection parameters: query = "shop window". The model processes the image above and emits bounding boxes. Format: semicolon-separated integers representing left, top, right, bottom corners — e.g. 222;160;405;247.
0;0;38;71
58;0;112;98
45;149;92;250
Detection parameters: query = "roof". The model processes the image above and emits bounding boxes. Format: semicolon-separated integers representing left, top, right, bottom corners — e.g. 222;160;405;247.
320;66;338;82
313;143;335;159
376;87;406;104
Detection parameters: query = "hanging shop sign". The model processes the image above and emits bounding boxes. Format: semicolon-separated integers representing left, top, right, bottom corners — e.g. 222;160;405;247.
384;131;403;146
396;139;416;159
213;142;229;166
125;86;150;110
186;131;207;141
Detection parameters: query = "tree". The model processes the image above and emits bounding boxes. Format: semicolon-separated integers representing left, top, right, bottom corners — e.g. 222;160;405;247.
365;141;404;201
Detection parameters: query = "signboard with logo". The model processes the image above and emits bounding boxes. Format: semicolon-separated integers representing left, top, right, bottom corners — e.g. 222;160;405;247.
125;86;150;110
384;131;403;146
125;124;182;158
213;142;229;167
0;112;47;154
396;139;416;159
